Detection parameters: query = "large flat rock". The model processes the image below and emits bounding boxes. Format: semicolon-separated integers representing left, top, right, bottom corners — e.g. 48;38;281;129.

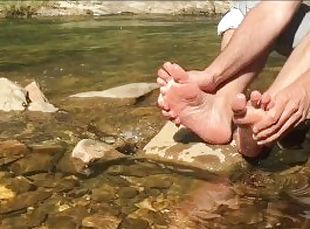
69;83;159;99
0;78;27;112
138;122;246;175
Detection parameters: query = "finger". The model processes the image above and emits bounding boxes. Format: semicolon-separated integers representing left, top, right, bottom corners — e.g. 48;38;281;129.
252;100;288;134
157;68;171;83
294;114;305;128
254;102;298;140
157;94;169;111
250;90;262;108
157;77;166;87
257;110;302;145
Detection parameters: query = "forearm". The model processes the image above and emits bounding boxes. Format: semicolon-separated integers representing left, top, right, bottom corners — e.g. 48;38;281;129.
207;1;301;87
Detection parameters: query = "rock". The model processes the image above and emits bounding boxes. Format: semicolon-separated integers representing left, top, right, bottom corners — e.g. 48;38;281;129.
69;82;158;100
9;143;64;175
25;81;58;112
45;215;77;229
3;176;34;194
258;148;309;169
106;162;169;177
0;78;27;111
0;189;52;214
0;140;30;166
138;122;246;175
28;173;79;192
119;218;149;229
37;1;231;17
56;151;86;174
142;175;172;189
27;102;58;113
71;139;126;165
82;213;121;229
118;187;138;199
0;204;47;228
91;184;117;202
0;185;15;200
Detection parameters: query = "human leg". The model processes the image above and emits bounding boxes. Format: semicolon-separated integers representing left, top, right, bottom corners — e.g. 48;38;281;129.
232;32;310;156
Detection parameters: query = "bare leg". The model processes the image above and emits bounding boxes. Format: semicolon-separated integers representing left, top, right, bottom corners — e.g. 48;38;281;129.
233;33;310;156
266;33;310;97
159;29;269;144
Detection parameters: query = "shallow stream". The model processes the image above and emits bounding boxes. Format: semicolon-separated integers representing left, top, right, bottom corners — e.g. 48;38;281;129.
0;16;309;228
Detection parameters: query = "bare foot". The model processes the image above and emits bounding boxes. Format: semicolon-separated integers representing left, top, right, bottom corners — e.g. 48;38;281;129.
232;92;269;157
162;64;232;144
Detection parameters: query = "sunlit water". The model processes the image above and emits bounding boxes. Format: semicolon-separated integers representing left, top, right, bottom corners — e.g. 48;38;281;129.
0;16;309;228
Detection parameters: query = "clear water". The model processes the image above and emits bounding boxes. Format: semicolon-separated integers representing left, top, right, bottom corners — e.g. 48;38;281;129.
0;16;309;229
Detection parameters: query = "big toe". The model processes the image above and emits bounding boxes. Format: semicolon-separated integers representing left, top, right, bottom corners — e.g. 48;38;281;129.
250;90;262;108
232;93;247;116
163;62;188;83
171;64;189;83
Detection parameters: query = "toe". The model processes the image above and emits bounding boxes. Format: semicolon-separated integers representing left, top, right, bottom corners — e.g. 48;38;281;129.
157;68;171;83
157;77;166;86
162;62;173;74
250;90;262;108
160;86;168;95
161;110;178;121
163;62;189;84
157;94;169;111
232;93;247;116
171;63;189;83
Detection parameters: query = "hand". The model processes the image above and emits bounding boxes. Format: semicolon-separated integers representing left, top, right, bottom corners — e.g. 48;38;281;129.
253;83;310;144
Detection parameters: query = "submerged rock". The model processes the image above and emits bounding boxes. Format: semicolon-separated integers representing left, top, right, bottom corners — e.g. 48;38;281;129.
45;215;77;229
82;213;121;229
0;185;15;200
9;143;65;175
0;78;27;111
139;122;246;175
71;139;126;165
0;189;52;214
69;82;158;99
0;140;29;166
25;81;58;112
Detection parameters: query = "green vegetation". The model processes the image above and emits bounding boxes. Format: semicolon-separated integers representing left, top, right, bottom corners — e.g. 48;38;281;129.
0;0;50;18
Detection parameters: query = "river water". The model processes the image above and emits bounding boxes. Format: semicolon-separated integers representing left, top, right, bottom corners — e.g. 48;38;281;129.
0;16;309;228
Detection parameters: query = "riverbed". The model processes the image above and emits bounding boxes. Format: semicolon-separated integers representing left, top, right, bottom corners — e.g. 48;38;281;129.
0;16;309;228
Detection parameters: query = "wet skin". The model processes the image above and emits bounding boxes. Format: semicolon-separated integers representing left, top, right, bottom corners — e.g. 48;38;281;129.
158;63;232;145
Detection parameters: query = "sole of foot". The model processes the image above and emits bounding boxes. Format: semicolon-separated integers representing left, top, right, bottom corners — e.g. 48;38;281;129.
163;63;232;144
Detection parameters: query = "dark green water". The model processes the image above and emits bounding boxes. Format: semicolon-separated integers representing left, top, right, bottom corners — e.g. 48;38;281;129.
0;16;309;229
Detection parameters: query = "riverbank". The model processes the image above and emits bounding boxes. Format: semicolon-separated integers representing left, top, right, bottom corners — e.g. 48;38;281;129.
0;1;232;18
